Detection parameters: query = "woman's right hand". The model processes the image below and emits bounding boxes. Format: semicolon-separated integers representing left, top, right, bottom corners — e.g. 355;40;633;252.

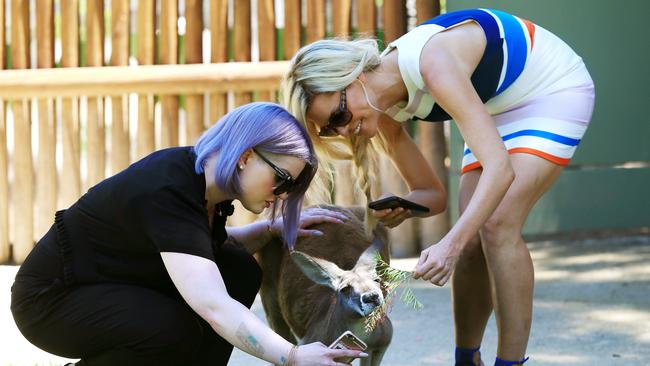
292;342;367;366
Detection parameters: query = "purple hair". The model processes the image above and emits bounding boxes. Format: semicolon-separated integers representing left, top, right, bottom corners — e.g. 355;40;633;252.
193;102;317;249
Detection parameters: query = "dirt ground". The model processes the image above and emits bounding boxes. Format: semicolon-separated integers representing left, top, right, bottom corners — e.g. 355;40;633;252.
1;233;649;366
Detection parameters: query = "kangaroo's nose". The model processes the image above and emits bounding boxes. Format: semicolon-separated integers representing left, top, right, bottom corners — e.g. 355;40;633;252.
361;293;380;305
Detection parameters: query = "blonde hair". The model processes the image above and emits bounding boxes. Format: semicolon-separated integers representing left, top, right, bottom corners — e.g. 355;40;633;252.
283;38;389;233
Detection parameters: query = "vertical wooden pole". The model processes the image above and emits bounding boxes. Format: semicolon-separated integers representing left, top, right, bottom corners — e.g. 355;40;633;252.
415;0;447;247
86;0;105;189
306;0;325;43
382;0;406;43
159;0;179;148
185;0;205;144
0;0;7;261
257;0;275;101
233;0;251;107
283;0;300;58
355;0;376;37
136;0;155;159
381;0;414;257
0;99;7;263
60;0;81;210
35;0;57;241
209;0;228;124
332;0;351;37
11;0;34;262
110;0;130;173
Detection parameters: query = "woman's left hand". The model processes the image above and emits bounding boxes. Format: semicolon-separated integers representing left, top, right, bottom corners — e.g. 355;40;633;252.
269;207;349;238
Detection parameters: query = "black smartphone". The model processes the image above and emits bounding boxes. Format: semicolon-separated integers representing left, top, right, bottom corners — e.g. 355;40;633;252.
368;196;430;213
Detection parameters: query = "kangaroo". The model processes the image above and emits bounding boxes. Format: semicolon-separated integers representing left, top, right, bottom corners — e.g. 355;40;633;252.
257;205;393;366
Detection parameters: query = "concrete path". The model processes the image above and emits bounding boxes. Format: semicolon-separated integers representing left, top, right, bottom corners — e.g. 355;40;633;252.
1;234;649;366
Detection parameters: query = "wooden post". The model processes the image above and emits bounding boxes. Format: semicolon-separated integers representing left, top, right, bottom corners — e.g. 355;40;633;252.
159;0;179;148
209;0;228;124
257;0;275;101
382;0;406;43
233;0;252;107
86;0;105;189
136;0;155;159
0;0;6;263
185;0;205;144
35;0;57;242
11;0;34;263
332;0;352;37
381;0;415;257
231;0;257;226
306;0;325;43
283;0;300;58
110;0;130;174
415;0;448;248
355;0;376;37
60;0;81;210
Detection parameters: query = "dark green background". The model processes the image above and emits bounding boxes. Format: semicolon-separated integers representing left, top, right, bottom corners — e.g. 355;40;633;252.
445;0;650;234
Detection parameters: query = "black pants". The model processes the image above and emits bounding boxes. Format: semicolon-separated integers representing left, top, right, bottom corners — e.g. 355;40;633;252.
11;227;262;366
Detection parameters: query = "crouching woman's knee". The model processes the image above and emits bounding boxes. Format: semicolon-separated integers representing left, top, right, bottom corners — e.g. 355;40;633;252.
479;214;522;253
216;245;262;309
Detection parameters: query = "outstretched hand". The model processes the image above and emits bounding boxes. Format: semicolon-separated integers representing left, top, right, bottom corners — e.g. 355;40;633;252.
412;237;460;286
294;342;367;366
269;207;348;238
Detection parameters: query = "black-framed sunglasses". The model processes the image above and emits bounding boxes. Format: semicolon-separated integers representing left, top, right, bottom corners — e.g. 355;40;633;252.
318;88;353;137
252;148;296;196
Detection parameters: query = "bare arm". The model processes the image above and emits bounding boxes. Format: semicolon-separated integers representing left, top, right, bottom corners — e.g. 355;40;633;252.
412;31;515;285
378;116;447;217
162;252;293;364
226;208;349;254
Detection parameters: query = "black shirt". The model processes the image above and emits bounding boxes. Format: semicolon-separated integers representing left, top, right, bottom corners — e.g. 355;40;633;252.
58;147;230;297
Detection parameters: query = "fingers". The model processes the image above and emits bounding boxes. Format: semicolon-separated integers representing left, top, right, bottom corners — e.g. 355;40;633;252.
413;250;429;279
373;208;410;228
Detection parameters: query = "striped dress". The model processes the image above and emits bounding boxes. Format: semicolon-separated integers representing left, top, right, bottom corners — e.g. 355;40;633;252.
381;8;595;173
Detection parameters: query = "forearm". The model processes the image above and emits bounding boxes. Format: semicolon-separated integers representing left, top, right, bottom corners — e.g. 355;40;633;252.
404;187;447;217
205;297;294;365
447;163;514;246
226;220;275;253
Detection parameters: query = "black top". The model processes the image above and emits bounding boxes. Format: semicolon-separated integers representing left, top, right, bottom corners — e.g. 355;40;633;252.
56;146;233;297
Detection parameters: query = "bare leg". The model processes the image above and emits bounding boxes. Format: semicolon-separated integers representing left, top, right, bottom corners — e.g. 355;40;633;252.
479;154;563;361
453;170;493;357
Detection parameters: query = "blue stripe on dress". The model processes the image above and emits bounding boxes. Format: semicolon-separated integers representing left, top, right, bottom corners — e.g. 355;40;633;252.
420;9;502;47
463;130;581;156
488;9;529;94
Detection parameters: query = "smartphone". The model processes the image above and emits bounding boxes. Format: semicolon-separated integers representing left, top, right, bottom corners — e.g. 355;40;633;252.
368;196;430;213
328;330;368;362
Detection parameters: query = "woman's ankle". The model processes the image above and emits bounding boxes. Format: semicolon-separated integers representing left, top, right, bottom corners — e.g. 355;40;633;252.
455;346;482;366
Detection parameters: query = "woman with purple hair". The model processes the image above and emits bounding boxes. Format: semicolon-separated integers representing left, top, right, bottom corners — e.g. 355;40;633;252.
11;102;365;365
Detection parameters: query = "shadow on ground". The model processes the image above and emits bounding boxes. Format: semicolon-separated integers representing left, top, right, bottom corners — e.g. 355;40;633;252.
1;234;648;366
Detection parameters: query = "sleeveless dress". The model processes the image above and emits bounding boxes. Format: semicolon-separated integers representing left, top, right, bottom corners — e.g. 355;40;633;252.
380;8;595;173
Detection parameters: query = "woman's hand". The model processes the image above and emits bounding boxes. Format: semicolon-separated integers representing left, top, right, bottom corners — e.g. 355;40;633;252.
371;206;411;228
269;207;348;238
369;193;411;228
293;342;367;366
412;236;461;286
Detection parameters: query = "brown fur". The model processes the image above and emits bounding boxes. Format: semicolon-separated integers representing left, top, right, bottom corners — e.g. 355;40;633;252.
257;205;393;365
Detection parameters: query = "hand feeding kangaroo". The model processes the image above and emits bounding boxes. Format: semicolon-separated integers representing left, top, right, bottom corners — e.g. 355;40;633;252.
257;205;393;366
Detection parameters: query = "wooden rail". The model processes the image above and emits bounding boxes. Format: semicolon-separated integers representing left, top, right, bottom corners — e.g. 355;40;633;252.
0;62;290;99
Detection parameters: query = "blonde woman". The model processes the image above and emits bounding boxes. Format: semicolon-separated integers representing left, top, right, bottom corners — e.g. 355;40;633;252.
284;8;595;366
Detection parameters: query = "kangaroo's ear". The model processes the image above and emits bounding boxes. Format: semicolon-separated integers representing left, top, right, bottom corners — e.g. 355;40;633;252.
290;251;345;290
355;229;386;270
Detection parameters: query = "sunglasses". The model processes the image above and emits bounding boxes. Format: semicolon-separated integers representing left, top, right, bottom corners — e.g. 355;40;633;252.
318;88;353;137
252;148;296;196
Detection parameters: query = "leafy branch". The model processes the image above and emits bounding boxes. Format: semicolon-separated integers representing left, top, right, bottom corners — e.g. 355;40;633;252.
364;253;423;333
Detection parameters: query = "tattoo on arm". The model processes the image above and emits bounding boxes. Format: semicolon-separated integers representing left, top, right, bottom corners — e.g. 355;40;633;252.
235;323;266;357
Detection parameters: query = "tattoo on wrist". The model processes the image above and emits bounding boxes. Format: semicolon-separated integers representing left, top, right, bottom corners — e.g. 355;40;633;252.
235;323;266;356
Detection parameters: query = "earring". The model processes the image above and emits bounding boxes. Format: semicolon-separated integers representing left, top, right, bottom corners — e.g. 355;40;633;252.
239;164;244;170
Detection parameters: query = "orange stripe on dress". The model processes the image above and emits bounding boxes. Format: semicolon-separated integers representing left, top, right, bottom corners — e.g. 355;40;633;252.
460;148;570;175
520;18;536;49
